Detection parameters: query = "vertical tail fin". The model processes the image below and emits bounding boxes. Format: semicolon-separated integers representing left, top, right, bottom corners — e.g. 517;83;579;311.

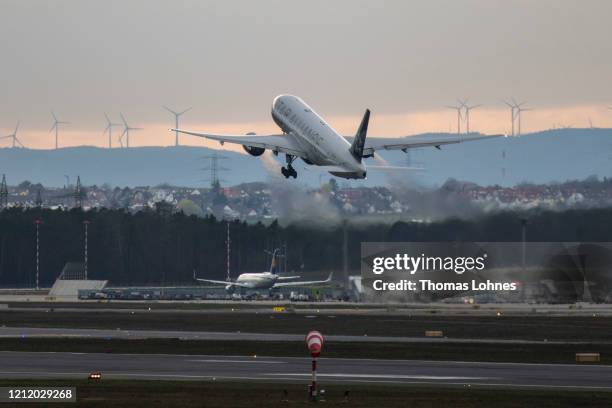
269;248;280;273
350;109;370;162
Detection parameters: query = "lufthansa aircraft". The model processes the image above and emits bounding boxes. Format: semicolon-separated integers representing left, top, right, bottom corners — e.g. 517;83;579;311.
173;95;502;179
194;249;332;293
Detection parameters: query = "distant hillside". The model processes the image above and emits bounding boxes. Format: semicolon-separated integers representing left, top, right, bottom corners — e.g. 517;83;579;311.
0;128;611;188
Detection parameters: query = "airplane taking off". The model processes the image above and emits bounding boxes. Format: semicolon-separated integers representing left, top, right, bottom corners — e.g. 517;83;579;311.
194;249;332;294
173;95;503;179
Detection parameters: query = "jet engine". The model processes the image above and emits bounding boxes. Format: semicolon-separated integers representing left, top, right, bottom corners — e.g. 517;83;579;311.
225;284;236;294
242;132;265;156
243;145;265;156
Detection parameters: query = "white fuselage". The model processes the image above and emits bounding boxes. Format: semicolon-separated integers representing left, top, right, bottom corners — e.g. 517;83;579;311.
235;272;279;289
271;95;367;179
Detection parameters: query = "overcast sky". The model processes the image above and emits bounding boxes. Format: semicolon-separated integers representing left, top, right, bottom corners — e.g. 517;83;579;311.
1;0;612;149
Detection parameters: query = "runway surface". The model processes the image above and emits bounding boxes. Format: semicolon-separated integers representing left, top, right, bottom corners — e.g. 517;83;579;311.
0;351;610;389
0;326;597;345
4;299;612;317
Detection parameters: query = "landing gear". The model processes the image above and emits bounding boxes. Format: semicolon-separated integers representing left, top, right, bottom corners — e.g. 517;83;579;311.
281;166;297;178
281;154;298;179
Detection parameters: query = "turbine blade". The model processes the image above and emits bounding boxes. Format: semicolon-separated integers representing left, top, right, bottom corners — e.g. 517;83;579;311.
178;107;192;115
163;106;177;115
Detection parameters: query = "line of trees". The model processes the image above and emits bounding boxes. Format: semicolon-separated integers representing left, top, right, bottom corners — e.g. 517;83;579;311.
1;206;612;286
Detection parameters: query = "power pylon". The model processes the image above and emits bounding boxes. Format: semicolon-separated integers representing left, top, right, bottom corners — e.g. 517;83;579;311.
202;153;230;188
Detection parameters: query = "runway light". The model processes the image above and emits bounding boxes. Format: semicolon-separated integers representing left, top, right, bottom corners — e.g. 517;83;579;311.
88;372;102;381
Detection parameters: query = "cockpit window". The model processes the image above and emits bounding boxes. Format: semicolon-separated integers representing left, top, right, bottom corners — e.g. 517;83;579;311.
304;109;311;113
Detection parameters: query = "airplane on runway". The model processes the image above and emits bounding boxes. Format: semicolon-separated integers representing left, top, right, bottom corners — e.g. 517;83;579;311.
172;94;503;179
194;248;332;294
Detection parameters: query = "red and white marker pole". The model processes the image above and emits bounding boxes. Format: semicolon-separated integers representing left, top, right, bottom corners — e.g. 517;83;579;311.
305;330;324;400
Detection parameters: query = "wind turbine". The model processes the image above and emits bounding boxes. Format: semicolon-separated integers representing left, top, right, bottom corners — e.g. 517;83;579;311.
460;100;482;134
446;102;463;134
0;122;23;148
119;113;143;148
503;100;516;136
513;100;531;136
103;113;121;149
163;106;192;146
50;111;69;149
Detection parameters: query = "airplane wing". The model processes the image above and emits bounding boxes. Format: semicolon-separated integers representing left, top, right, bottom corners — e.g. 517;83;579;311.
273;273;333;288
275;276;302;281
195;278;251;288
172;129;306;157
345;133;505;157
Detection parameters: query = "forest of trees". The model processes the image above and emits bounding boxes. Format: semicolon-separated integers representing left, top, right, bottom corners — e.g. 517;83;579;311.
1;206;612;287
